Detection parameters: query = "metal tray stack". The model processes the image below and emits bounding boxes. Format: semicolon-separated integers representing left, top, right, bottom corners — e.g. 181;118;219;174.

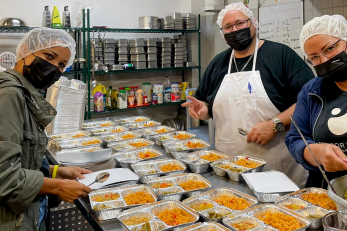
99;131;143;144
115;116;151;125
104;38;116;66
167;12;183;30
176;222;230;231
183;188;258;223
159;16;174;30
118;39;129;65
152;131;196;146
89;184;157;221
145;38;158;68
83;120;117;130
130;38;146;69
178;150;228;173
163;138;210;156
172;42;184;67
211;155;267;181
124;120;161;131
117;200;199;231
113;147;163;168
108;138;155;154
183;13;197;30
131;158;187;183
48;130;92;141
88;125;129;136
275;188;336;229
222;204;310;231
139;125;176;140
147;173;212;200
178;34;188;63
55;136;103;149
158;37;172;68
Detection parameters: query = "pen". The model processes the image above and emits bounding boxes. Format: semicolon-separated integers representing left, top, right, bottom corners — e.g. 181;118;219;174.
248;82;252;94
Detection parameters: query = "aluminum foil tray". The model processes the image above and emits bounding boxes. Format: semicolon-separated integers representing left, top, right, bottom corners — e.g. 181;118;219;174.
117;200;199;231
125;120;161;130
153;131;196;146
56;136;103;149
107;142;136;154
147;173;212;200
139;126;176;140
89;184;157;221
183;187;258;223
83;120;117;129
48;130;91;141
131;159;187;183
211;155;266;181
113;148;164;169
115;116;151;124
164;138;210;156
99;131;143;144
175;222;230;231
178;150;228;173
223;204;310;231
89;126;129;136
56;146;103;155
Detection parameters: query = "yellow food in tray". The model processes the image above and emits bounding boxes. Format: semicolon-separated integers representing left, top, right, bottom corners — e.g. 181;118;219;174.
111;128;123;133
217;164;244;173
122;134;136;140
124;191;155;205
123;217;151;226
81;140;101;145
232;158;261;169
185;141;206;149
200;153;223;162
144;122;156;127
138;151;159;159
135;118;146;122
231;221;257;231
159;163;184;172
91;192;120;202
158;208;194;226
301;192;337;211
179;180;207;191
214;195;251;210
100;122;113;127
129;142;149;148
256;211;304;231
284;204;305;211
93;204;112;210
190;202;214;211
173;133;192;139
150;182;175;189
156;128;169;133
72;134;85;138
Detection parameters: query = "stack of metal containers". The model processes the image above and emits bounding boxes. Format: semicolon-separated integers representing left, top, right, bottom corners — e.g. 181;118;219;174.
158;37;172;68
168;12;183;30
159;16;174;30
104;38;116;66
179;34;188;64
130;38;146;69
182;13;197;30
145;38;158;68
172;41;184;67
117;39;129;65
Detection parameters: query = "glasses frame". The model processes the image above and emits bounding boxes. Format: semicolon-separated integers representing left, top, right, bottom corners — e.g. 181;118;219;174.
306;39;343;65
220;18;251;34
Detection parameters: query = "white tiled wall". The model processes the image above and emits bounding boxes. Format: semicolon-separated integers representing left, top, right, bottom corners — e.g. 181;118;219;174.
305;0;347;23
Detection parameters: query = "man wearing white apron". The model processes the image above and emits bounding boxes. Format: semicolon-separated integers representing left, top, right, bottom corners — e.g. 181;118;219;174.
182;3;314;187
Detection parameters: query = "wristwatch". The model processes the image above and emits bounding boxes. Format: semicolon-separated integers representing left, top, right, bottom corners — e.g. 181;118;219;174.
271;117;285;134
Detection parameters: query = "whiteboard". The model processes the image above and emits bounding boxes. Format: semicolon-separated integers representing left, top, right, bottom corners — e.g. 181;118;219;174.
259;1;304;58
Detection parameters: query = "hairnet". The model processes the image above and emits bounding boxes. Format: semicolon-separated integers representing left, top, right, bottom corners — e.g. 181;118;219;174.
216;2;258;29
16;28;76;70
300;15;347;56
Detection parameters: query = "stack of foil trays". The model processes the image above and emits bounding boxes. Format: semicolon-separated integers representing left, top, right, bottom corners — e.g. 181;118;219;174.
46;77;87;135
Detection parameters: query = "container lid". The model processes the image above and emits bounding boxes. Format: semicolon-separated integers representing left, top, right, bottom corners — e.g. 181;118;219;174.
142;83;151;85
119;90;126;93
130;86;139;89
109;86;112;89
165;87;171;90
125;87;130;90
119;87;125;90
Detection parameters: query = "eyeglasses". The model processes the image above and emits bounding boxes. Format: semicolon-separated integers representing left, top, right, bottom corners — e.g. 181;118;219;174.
306;39;344;65
220;19;251;34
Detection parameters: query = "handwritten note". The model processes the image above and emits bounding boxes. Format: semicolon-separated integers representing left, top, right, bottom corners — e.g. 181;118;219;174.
259;1;304;58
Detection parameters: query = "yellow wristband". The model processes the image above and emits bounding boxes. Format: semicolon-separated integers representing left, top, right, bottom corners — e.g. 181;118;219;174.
52;165;59;179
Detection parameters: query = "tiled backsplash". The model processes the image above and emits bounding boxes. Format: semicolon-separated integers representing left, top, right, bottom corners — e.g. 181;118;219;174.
305;0;347;23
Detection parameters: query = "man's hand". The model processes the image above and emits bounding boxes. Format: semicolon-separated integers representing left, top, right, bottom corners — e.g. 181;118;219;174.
247;120;276;145
181;96;210;120
57;167;93;180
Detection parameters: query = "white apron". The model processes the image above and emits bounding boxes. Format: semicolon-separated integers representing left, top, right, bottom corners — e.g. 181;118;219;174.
212;39;307;187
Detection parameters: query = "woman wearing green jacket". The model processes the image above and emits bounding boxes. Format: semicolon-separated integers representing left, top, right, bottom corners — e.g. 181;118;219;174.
0;28;92;231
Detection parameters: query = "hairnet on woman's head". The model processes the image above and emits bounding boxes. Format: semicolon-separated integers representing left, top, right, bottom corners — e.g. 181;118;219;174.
16;28;76;70
216;2;258;29
300;15;347;56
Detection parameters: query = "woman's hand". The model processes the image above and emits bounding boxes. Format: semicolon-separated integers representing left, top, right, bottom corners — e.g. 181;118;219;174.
181;96;210;120
56;179;92;203
57;167;93;180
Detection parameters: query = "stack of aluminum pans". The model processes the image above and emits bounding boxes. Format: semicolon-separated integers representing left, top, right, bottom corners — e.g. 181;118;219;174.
167;12;183;30
139;16;159;29
104;38;116;66
145;38;158;68
130;38;147;69
117;39;129;65
172;42;184;67
179;34;188;64
159;16;174;30
157;37;172;68
183;13;197;30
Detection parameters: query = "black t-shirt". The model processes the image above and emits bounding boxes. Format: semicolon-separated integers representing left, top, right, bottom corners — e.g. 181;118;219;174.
314;79;347;153
195;40;315;118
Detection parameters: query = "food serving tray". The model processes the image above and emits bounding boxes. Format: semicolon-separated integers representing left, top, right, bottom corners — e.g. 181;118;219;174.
125;120;161;130
153;131;196;146
178;150;228;173
56;136;103;149
131;158;187;183
107;138;155;154
117;200;199;231
48;130;91;141
183;187;258;223
56;146;103;155
89;184;157;221
147;173;212;200
99;131;143;144
113;148;164;168
211;155;267;181
139;126;176;140
163;138;210;156
175;222;230;231
222;204;310;231
115;116;151;124
89;126;129;136
83;120;117;129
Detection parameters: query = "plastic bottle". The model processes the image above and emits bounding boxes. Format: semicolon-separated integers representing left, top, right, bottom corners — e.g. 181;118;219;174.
42;6;51;27
142;83;152;103
143;90;148;104
103;94;107;111
117;90;127;109
51;6;62;28
111;89;118;109
62;6;71;28
92;83;106;95
163;76;171;89
106;86;113;110
164;87;171;103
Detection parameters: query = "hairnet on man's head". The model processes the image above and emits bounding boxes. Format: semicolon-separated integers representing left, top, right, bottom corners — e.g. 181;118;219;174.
16;28;76;70
216;2;258;29
300;15;347;56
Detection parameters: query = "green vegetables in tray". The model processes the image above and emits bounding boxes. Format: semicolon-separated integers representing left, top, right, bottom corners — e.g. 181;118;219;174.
208;211;230;219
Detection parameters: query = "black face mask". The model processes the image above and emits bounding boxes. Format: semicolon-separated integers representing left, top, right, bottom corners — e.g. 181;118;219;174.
314;51;347;82
23;55;63;90
224;27;253;51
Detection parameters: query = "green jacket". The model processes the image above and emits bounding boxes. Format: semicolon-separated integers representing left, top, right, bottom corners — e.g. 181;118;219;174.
0;69;56;231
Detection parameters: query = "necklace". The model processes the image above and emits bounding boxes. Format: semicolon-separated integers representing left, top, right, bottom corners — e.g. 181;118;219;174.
233;53;254;72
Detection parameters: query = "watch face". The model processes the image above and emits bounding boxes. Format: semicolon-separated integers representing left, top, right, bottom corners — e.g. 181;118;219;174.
275;123;285;133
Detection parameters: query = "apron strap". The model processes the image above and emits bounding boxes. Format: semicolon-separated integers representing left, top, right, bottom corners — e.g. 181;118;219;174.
227;50;234;74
